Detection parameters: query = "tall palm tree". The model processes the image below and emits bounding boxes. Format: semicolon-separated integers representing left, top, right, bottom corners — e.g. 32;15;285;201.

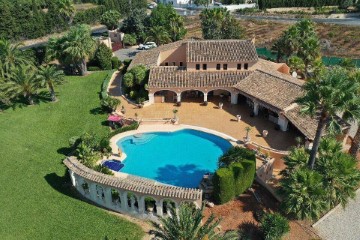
37;65;65;102
279;168;328;220
2;65;41;105
296;67;360;169
146;26;171;46
0;39;31;75
151;204;238;240
48;25;96;76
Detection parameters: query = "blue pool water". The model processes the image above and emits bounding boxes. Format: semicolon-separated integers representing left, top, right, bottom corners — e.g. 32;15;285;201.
109;129;232;188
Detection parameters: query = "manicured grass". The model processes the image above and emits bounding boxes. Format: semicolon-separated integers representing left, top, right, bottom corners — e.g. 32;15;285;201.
0;72;144;240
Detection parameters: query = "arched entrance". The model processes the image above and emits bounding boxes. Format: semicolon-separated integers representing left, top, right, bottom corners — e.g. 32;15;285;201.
181;90;204;103
207;89;231;105
154;90;177;103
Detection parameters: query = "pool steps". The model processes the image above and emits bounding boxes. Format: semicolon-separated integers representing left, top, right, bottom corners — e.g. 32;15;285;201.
131;134;157;145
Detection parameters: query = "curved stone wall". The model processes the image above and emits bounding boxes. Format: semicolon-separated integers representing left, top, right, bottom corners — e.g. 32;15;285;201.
64;157;202;220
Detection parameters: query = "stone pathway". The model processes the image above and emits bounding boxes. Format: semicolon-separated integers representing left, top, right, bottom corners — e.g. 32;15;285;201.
314;189;360;240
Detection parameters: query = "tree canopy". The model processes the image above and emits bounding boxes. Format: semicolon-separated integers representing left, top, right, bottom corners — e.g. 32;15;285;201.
100;10;121;30
200;8;244;40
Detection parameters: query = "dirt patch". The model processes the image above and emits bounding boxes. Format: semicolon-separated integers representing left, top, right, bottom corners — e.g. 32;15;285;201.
203;183;320;240
184;16;360;58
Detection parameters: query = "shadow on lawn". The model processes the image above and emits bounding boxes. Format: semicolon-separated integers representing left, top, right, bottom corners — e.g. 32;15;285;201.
44;170;78;199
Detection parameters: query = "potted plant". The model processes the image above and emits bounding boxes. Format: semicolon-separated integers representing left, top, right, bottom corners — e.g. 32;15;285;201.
176;101;181;107
134;112;138;120
203;101;208;106
236;115;241;122
172;109;179;124
219;102;223;109
244;126;252;143
262;130;268;137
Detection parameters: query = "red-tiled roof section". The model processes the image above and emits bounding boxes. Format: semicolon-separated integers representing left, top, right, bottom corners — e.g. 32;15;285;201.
148;66;252;88
234;70;304;111
186;40;258;63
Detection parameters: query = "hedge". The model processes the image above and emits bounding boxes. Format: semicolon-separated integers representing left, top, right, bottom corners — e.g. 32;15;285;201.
241;160;256;191
101;70;116;100
108;122;140;138
230;160;256;197
213;168;235;204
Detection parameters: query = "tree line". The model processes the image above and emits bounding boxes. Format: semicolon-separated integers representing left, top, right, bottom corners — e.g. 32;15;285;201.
0;0;146;42
258;0;350;9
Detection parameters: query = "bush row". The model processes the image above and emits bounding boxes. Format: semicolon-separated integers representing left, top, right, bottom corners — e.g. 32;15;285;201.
213;159;256;204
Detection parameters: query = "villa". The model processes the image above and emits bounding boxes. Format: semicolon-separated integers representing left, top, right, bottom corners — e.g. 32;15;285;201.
129;39;350;144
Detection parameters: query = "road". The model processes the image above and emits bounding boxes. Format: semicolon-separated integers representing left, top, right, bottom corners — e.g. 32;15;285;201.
236;15;360;26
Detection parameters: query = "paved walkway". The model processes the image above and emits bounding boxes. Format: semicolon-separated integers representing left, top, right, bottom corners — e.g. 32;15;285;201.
314;189;360;240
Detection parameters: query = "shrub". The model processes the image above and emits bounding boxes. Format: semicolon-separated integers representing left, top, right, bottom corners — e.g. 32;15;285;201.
108;122;140;138
123;59;132;67
213;167;235;204
94;164;114;175
230;162;245;196
95;43;113;70
123;72;135;88
88;66;101;71
123;34;137;46
111;57;121;70
219;146;256;167
101;70;115;100
101;96;121;112
260;213;290;240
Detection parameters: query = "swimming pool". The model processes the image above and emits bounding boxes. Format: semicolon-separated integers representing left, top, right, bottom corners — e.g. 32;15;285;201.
107;129;232;188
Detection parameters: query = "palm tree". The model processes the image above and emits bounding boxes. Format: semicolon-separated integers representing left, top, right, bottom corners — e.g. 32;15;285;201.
296;67;360;169
2;65;41;105
316;138;360;208
55;0;75;24
146;26;171;46
279;168;327;220
37;65;65;101
280;147;309;177
48;25;96;76
169;14;186;42
348;71;360;158
0;39;31;75
151;204;238;240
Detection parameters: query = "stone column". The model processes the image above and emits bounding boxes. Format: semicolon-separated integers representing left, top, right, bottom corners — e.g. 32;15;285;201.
203;92;208;102
69;170;76;187
156;200;163;217
253;101;259;116
148;93;155;104
120;192;128;212
104;187;112;208
138;196;145;214
231;92;238;104
277;115;289;131
176;93;181;103
130;196;137;213
89;182;97;200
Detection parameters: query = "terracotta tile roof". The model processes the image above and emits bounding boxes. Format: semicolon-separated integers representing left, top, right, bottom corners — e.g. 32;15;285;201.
234;70;304;111
186;40;258;63
128;41;187;69
148;66;252;89
64;157;202;200
284;106;351;140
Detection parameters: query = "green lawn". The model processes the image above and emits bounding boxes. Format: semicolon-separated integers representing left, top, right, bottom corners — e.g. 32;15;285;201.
0;72;144;240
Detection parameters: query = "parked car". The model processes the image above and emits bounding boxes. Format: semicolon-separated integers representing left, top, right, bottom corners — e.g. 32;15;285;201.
138;42;157;50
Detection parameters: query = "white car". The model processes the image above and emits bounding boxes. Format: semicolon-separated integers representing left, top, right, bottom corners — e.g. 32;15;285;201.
138;42;157;50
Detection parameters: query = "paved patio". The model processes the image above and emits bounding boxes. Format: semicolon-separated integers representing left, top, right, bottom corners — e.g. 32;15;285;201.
116;99;297;151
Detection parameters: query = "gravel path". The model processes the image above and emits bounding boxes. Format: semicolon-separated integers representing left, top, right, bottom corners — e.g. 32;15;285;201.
314;189;360;240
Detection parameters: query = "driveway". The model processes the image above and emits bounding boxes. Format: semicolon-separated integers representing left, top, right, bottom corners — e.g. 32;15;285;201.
314;189;360;240
113;47;141;61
